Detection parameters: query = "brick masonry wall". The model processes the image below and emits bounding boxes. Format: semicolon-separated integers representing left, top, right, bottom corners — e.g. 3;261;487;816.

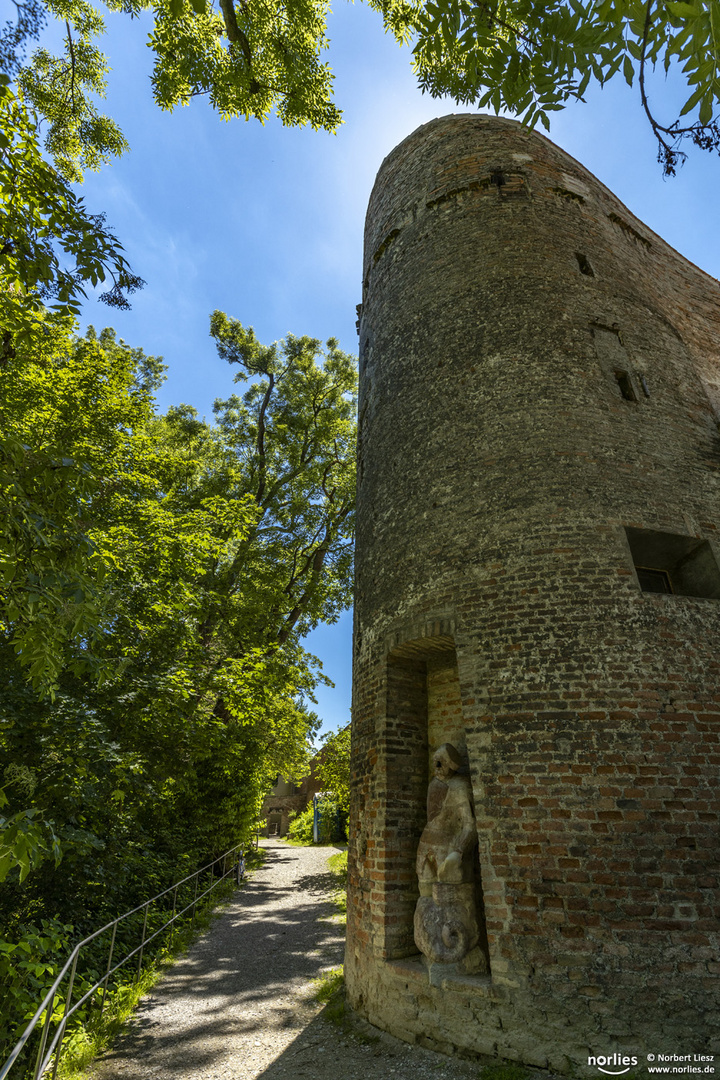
346;115;720;1070
427;654;465;765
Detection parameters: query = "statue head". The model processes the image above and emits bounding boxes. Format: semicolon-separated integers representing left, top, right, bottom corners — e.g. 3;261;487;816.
432;742;463;781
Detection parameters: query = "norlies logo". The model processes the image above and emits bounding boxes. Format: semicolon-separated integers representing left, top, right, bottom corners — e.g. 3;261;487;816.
589;1054;639;1075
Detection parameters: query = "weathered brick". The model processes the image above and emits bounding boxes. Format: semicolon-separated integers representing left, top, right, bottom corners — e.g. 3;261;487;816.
346;115;720;1071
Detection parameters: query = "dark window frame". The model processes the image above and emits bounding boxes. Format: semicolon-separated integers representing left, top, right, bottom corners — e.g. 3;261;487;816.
624;527;720;600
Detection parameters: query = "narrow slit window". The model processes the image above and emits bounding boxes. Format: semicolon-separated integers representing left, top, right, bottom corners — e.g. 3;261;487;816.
615;371;637;401
576;253;595;277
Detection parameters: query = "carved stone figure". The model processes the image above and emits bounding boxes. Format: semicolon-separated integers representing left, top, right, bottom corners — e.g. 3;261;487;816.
414;744;487;974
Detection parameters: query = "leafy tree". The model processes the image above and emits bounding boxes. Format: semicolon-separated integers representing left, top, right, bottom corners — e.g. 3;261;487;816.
0;79;144;700
372;0;720;174
209;312;356;649
0;321;162;697
0;328;147;698
0;322;165;916
316;724;350;815
6;0;720;177
0;315;356;1053
0;85;143;352
0;316;356;920
148;0;340;132
5;0;341;187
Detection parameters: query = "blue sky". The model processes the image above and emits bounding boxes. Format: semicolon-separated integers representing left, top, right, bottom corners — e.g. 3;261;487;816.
62;3;720;738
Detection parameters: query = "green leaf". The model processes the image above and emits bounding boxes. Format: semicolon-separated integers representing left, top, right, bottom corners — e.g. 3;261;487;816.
666;1;700;16
680;82;706;113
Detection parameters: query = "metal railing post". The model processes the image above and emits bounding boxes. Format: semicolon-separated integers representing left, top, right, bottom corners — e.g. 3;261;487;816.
169;886;178;946
50;952;78;1080
136;901;150;982
31;992;56;1080
191;873;199;928
100;922;118;1015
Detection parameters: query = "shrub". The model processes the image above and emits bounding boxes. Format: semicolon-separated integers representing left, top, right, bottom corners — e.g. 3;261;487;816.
287;805;314;844
316;796;340;844
287;796;345;845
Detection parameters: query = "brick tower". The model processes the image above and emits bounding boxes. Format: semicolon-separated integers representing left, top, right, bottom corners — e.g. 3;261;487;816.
346;115;720;1069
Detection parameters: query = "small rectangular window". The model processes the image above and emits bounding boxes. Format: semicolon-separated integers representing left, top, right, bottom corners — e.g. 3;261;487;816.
625;528;720;599
636;567;672;594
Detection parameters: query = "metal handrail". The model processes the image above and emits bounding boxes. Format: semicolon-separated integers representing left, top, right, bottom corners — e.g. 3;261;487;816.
0;843;247;1080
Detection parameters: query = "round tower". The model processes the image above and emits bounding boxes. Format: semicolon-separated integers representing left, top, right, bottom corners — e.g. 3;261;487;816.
346;115;720;1069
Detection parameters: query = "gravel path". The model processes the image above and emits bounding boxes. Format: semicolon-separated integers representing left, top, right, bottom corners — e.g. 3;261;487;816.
91;839;483;1080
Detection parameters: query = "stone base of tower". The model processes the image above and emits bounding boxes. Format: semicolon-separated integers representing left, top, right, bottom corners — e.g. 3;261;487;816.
345;952;576;1072
345;948;718;1072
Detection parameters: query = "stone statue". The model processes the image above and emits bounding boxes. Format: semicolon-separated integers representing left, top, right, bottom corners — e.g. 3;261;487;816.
414;743;487;974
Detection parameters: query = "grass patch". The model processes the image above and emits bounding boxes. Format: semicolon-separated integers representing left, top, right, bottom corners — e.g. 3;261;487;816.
314;966;344;1004
56;961;168;1080
55;847;265;1080
313;967;345;1024
326;849;347;875
326;848;347;921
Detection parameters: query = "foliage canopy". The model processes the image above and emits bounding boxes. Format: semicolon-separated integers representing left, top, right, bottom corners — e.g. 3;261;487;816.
316;724;350;814
5;0;720;176
0;85;143;357
377;0;720;173
0;317;357;1053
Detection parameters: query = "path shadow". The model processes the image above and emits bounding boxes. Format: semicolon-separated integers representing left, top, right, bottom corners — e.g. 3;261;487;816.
91;844;345;1078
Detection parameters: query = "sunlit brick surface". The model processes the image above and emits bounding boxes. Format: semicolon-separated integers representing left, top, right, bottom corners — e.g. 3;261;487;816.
346;115;720;1069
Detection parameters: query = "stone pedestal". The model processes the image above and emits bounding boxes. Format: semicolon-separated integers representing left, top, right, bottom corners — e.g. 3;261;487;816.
414;882;487;974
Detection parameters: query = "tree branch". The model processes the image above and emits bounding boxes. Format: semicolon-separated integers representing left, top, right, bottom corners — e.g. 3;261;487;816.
637;0;678;170
275;502;353;646
637;0;720;173
64;20;76;108
254;371;274;507
472;1;539;51
217;0;262;92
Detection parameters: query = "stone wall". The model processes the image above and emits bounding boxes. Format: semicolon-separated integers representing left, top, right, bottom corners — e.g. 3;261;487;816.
346;115;720;1070
262;793;304;836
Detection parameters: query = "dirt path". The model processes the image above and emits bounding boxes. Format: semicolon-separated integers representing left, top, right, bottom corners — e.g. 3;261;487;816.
91;839;481;1080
